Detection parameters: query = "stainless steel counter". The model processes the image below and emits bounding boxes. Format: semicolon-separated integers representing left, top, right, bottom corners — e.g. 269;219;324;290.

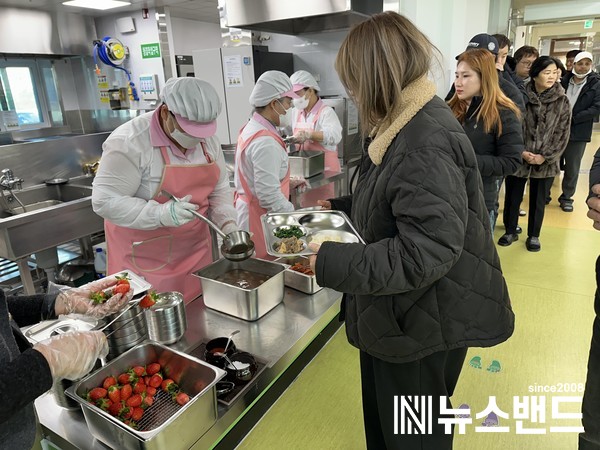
36;286;343;450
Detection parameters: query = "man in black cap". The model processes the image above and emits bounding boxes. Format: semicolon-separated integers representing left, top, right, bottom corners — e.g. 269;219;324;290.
446;33;526;113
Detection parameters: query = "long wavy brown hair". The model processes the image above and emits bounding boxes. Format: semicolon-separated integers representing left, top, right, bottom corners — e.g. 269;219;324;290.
448;48;521;136
335;11;436;137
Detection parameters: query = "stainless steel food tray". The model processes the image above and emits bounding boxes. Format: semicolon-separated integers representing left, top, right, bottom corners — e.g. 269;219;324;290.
274;256;323;295
24;317;98;344
288;149;325;179
65;342;225;450
261;210;364;258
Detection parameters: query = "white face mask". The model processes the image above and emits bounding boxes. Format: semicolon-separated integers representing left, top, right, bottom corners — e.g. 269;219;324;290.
171;128;201;149
292;94;309;110
275;100;293;128
574;67;593;79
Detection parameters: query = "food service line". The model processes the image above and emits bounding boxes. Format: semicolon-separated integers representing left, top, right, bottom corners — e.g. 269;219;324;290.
34;286;343;450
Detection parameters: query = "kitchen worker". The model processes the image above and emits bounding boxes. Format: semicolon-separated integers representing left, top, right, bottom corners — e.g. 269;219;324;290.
290;70;343;207
0;276;132;450
234;70;299;259
92;77;238;303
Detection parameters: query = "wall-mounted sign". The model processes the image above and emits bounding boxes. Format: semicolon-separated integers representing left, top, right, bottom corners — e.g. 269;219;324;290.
141;43;161;59
585;19;594;29
224;55;244;88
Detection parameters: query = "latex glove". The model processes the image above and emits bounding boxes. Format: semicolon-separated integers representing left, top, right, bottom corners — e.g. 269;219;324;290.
33;330;108;381
221;221;239;235
55;276;133;319
290;176;311;194
293;130;311;144
159;195;199;227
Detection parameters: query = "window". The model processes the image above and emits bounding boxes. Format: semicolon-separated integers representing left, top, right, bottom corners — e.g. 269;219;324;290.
0;58;64;130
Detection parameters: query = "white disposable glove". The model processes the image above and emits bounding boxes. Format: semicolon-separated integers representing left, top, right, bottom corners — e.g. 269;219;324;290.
290;176;311;194
221;221;239;235
54;276;133;319
159;195;199;227
33;330;108;381
293;130;311;144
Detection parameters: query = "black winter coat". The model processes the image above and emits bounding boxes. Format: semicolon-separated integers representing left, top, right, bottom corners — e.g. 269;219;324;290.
317;80;514;364
461;97;523;210
561;72;600;142
446;73;526;114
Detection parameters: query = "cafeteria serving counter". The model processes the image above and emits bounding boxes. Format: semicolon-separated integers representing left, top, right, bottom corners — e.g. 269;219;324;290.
35;286;343;449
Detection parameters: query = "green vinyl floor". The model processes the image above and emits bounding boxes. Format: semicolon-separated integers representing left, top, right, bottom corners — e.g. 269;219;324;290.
236;138;600;450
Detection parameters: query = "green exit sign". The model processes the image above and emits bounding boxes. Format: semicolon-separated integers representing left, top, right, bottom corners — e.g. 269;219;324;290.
584;19;594;29
141;43;161;59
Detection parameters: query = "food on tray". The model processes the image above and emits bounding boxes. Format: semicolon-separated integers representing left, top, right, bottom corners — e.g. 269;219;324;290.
309;234;346;245
139;290;158;308
81;361;190;430
274;237;304;254
214;269;271;289
89;273;131;304
273;225;305;239
289;262;315;276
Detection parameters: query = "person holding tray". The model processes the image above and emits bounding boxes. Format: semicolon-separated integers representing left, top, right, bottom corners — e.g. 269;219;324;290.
309;12;514;449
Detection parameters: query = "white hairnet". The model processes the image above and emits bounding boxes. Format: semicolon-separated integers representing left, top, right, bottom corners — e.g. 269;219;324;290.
291;70;320;92
161;77;222;122
249;71;298;107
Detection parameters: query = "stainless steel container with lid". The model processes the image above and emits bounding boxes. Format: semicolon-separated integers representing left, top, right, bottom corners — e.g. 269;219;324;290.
144;291;187;345
288;149;325;178
103;304;148;360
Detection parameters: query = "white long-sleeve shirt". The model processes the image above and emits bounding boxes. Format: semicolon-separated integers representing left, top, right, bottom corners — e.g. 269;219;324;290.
92;111;237;230
290;101;342;152
234;113;294;231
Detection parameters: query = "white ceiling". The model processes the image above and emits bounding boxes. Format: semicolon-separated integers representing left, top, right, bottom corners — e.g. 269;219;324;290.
0;0;220;23
512;0;579;12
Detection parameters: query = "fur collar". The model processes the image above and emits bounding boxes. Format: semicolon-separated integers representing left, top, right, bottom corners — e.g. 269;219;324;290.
368;77;437;166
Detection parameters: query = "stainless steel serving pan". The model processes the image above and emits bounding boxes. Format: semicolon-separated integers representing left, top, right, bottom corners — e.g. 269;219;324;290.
261;210;365;258
288;149;325;178
66;342;225;450
274;255;322;295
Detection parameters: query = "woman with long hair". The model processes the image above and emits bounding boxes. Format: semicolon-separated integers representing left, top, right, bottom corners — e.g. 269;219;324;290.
499;56;571;251
448;48;523;229
309;11;514;449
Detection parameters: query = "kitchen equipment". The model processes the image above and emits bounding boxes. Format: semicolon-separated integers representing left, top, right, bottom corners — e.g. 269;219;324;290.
65;342;226;450
193;257;285;321
100;298;142;334
102;302;148;360
144;291;187;345
261;210;364;258
160;189;254;261
224;351;258;385
205;336;238;368
275;255;323;295
223;329;240;354
216;381;235;397
44;178;69;185
288;149;325;179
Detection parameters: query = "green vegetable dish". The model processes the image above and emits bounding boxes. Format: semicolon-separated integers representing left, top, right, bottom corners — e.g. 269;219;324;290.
273;225;305;239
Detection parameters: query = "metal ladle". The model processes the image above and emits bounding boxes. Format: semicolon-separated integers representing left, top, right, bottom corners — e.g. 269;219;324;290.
160;190;255;261
213;352;239;370
223;329;240;355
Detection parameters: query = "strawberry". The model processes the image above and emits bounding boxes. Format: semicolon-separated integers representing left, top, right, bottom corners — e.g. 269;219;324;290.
113;284;130;295
88;387;107;401
161;378;176;393
131;366;146;377
108;401;122;417
175;392;190;406
95;398;112;411
89;291;107;304
144;376;150;385
146;362;161;376
148;373;163;388
121;405;133;419
108;385;121;403
120;384;133;401
131;407;144;422
133;380;146;394
116;273;131;286
143;395;154;408
145;386;157;397
118;372;136;385
126;394;142;408
102;376;117;390
139;291;159;309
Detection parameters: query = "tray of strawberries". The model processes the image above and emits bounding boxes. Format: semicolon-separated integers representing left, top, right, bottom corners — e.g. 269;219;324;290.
65;342;225;450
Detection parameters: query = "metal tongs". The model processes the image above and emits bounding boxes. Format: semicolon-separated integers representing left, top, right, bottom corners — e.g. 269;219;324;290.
100;297;142;337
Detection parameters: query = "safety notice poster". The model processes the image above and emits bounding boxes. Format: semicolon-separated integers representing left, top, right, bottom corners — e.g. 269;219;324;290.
224;55;243;88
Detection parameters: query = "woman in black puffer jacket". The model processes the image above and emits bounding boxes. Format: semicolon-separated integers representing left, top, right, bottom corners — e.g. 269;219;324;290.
448;48;523;230
308;11;514;450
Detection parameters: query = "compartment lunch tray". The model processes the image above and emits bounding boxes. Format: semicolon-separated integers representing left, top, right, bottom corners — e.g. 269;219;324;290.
261;210;365;258
188;342;267;406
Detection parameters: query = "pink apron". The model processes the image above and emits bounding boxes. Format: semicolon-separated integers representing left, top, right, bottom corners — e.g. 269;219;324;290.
105;143;219;304
235;128;290;260
294;103;341;207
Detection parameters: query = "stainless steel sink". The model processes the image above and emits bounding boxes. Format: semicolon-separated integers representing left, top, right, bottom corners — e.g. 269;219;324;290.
0;178;103;261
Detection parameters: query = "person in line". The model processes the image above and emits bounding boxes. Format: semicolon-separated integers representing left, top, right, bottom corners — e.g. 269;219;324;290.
557;51;600;212
566;49;582;72
493;33;527;104
92;78;238;303
552;57;567;81
499;56;571;251
289;70;343;207
234;71;299;259
309;12;514;449
512;45;540;81
0;276;131;449
448;48;523;230
581;147;600;450
446;34;525;114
